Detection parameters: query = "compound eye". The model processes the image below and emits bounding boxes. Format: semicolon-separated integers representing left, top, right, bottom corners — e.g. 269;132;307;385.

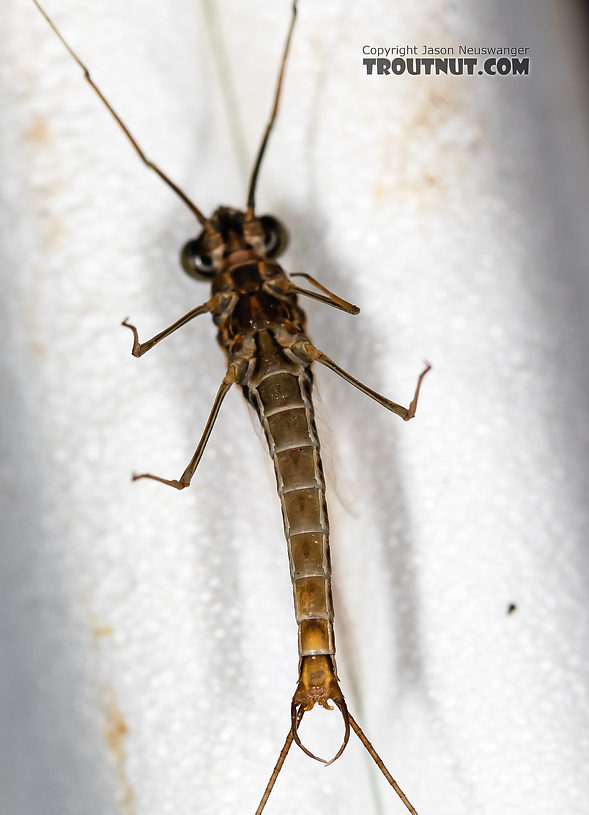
180;237;215;280
259;214;289;258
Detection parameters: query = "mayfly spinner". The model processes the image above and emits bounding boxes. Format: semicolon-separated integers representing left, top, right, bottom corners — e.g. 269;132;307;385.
33;1;430;812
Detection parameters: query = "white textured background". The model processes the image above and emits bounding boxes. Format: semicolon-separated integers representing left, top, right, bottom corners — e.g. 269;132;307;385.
1;1;588;814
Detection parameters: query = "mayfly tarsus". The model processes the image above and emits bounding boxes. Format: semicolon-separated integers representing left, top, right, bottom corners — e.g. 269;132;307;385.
32;1;430;812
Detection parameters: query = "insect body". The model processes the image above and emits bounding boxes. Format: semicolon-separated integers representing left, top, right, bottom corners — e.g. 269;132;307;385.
33;1;429;812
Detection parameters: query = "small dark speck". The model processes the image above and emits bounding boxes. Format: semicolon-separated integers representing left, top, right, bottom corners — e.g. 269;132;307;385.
506;603;517;615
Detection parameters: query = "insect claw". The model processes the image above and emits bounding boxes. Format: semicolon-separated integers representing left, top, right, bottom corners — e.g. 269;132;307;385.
131;472;186;490
289;695;351;766
405;360;432;420
323;698;351;766
121;317;142;357
290;702;327;763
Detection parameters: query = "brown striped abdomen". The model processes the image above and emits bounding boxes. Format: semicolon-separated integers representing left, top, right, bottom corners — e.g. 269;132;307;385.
246;330;335;659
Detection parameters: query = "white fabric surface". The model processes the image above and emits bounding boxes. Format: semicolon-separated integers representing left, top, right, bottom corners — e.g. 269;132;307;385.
1;1;588;814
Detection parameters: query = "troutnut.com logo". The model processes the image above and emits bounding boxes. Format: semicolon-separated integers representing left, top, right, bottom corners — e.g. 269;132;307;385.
362;45;531;76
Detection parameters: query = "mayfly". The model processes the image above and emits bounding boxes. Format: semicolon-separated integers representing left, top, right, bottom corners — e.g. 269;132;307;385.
33;1;430;812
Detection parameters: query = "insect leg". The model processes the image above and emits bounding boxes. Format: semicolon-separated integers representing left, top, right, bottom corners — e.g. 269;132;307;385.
32;0;210;225
132;360;245;490
290;273;360;315
246;0;298;213
291;340;430;420
122;298;216;357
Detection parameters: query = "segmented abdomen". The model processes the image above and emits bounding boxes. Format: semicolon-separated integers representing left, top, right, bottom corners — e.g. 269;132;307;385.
246;330;335;659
